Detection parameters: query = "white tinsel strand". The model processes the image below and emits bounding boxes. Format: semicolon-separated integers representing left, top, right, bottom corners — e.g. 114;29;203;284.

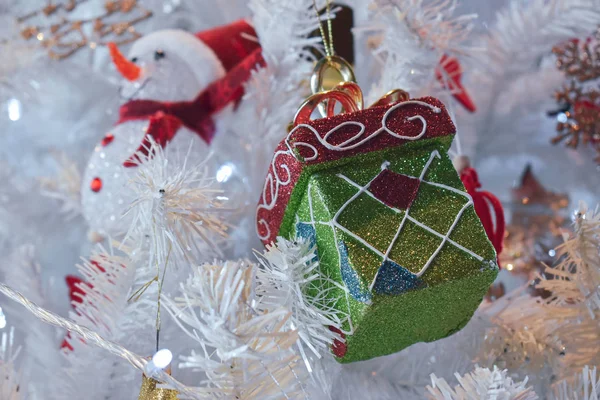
552;366;600;400
124;138;228;264
537;203;600;318
358;0;476;103
163;260;307;399
426;366;538;400
0;280;211;400
254;236;343;373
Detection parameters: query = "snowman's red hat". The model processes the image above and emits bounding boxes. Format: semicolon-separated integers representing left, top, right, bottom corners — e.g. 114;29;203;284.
112;20;260;90
195;20;261;73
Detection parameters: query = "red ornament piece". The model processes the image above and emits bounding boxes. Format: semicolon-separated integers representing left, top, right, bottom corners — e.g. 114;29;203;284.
460;167;505;263
65;275;86;304
369;169;421;210
328;326;347;358
436;54;476;113
123;113;183;167
101;133;114;146
90;177;103;192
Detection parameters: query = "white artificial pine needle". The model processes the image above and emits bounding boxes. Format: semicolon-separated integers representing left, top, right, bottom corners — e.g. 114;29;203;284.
537;203;600;318
56;247;142;399
38;150;82;219
123;138;228;265
239;0;321;194
254;236;344;373
358;0;476;102
162;260;307;399
467;0;600;154
0;281;205;400
475;0;600;84
476;284;600;382
1;245;62;397
426;366;538;400
552;366;600;400
0;328;22;400
472;205;600;385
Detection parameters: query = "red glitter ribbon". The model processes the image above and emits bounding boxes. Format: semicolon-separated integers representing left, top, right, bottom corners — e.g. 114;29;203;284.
460;167;505;264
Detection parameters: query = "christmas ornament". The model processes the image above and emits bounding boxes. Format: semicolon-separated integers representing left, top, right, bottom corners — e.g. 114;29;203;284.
500;165;569;279
80;20;263;238
436;55;476;113
256;62;498;363
551;30;600;162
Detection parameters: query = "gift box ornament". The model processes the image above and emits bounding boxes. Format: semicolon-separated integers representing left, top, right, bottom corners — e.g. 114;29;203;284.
256;58;498;363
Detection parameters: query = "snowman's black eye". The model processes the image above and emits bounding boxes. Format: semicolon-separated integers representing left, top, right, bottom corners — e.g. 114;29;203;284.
154;50;165;61
130;57;138;63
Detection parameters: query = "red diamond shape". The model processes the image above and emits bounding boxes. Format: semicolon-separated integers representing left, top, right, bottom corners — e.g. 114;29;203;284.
369;170;420;210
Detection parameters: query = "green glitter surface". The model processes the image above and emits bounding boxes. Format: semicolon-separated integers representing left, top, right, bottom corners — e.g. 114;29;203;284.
286;136;498;362
339;268;498;363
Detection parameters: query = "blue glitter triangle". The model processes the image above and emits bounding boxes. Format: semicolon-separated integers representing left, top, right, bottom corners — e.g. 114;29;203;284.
296;222;317;248
373;260;426;295
296;222;319;262
338;241;372;303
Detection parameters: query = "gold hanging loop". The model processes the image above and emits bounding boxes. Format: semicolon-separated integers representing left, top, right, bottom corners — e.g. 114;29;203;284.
310;55;356;94
310;55;357;117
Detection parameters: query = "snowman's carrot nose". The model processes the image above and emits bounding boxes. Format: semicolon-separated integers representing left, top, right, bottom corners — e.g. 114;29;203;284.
108;42;141;81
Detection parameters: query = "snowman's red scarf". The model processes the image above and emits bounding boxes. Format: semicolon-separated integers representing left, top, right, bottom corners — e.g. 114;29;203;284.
118;48;264;167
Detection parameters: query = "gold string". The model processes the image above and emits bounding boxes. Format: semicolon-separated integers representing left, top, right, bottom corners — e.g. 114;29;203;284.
312;0;335;57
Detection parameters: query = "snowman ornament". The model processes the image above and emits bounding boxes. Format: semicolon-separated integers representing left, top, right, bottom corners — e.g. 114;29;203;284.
81;20;262;240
